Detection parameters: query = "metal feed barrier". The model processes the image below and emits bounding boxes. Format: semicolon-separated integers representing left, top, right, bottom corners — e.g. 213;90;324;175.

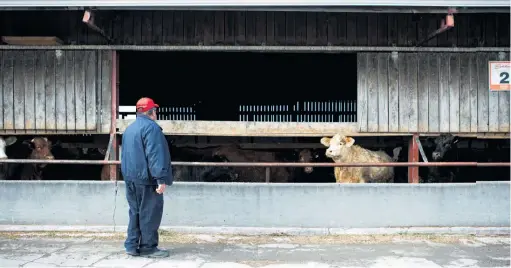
0;159;509;167
0;159;509;183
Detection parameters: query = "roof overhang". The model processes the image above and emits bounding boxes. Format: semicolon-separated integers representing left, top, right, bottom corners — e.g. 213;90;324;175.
0;0;509;8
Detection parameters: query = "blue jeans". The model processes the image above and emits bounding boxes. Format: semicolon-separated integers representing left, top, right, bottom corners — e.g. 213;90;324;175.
124;181;164;254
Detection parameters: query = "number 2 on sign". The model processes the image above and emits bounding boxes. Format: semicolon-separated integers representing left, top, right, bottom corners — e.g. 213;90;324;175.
500;72;510;84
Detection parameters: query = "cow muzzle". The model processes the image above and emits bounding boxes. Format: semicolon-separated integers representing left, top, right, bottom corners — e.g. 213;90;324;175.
304;167;313;173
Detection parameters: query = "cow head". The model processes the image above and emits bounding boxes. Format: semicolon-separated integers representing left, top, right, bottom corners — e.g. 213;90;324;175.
430;134;459;161
0;136;17;159
23;137;55;166
320;134;356;160
296;149;319;174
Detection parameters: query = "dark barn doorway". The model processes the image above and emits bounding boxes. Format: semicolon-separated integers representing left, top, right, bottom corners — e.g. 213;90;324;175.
118;51;358;122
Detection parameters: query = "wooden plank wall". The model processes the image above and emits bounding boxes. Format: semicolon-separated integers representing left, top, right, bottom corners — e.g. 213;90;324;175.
357;52;511;134
0;11;509;47
0;50;112;134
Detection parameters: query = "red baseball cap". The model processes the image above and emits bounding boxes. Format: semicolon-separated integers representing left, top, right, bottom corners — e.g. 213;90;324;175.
136;97;159;112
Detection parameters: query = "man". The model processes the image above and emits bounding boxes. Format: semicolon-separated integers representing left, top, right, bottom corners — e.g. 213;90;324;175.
120;97;173;258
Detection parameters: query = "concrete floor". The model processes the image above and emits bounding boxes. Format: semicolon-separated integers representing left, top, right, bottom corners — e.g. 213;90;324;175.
0;234;509;268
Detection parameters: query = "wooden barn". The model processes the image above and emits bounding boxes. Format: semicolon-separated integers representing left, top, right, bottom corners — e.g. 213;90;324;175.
0;0;509;182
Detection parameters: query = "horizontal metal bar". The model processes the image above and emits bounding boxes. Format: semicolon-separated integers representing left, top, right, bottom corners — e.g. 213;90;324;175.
476;163;511;167
0;45;508;53
0;0;508;7
0;6;509;13
0;159;509;167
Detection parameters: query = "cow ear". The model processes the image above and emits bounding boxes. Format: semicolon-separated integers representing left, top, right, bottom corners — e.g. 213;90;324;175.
4;136;17;146
52;140;61;147
23;140;35;149
345;137;355;147
424;137;435;147
320;137;331;147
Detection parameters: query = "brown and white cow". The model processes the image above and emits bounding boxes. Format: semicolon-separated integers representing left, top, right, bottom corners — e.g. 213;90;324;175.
0;136;17;180
19;137;56;180
320;134;401;183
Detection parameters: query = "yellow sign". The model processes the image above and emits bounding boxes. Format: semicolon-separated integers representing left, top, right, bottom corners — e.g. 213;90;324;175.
489;61;511;91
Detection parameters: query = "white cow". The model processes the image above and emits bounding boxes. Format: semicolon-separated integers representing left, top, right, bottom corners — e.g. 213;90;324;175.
0;136;18;180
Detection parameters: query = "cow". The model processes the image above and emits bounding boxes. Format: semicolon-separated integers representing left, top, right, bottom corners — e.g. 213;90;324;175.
320;134;402;183
211;144;291;183
290;148;335;183
0;136;17;180
422;134;460;183
171;146;238;182
82;147;121;181
17;137;56;180
80;148;116;181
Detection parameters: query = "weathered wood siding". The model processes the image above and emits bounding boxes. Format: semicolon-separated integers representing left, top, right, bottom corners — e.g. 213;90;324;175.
0;50;113;134
357;52;511;134
0;11;509;47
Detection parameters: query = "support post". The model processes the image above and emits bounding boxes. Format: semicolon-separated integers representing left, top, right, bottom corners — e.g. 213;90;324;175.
408;134;420;183
109;50;119;181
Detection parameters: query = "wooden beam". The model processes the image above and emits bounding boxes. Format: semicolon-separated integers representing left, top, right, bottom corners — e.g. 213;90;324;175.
115;119;510;138
1;36;63;46
117;120;361;137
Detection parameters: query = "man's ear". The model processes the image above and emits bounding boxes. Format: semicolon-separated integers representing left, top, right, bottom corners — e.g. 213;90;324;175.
320;137;331;147
344;137;355;147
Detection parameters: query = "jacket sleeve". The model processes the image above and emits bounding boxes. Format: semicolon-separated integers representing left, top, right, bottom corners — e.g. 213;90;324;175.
142;124;170;184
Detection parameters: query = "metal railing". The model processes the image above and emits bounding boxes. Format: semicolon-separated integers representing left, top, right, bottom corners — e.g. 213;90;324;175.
1;159;508;182
0;159;509;167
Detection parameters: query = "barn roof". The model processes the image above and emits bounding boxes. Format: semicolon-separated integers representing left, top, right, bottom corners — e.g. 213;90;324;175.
0;0;508;8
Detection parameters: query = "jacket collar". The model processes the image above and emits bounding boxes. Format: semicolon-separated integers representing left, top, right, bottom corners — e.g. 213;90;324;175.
136;113;153;121
136;113;163;131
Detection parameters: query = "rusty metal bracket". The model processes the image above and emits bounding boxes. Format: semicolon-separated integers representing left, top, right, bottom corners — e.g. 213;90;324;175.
82;9;113;44
104;133;114;161
416;13;455;47
415;136;429;163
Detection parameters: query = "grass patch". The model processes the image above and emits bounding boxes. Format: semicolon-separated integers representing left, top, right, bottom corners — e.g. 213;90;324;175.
0;231;506;246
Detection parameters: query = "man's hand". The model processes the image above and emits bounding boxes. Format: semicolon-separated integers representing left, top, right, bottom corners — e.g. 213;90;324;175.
156;184;166;194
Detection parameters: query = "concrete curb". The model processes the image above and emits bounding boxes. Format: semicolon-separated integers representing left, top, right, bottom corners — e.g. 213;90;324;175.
0;225;509;236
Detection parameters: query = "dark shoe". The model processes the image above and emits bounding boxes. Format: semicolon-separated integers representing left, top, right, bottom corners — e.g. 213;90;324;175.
126;250;140;256
140;248;169;258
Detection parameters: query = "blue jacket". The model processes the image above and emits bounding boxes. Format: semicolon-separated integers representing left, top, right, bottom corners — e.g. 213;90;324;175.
120;114;173;186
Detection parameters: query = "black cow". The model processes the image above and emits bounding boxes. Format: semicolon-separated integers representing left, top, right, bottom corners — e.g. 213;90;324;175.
290;148;335;183
171;146;239;182
422;134;460;183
